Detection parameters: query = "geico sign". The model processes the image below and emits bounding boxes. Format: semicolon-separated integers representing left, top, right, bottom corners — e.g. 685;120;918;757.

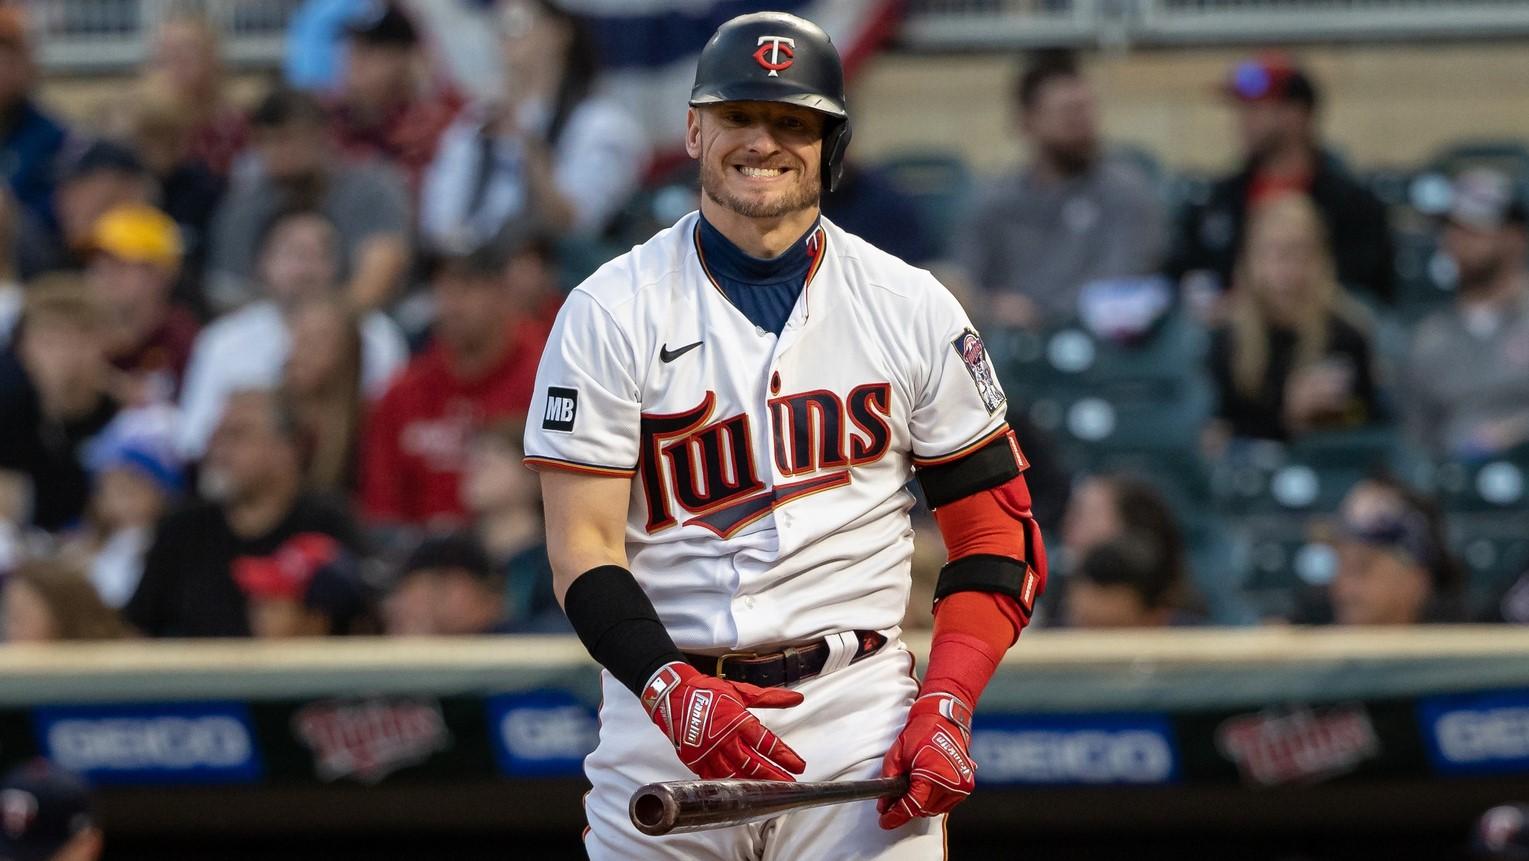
971;729;1174;784
47;717;252;771
500;706;598;759
1437;708;1529;763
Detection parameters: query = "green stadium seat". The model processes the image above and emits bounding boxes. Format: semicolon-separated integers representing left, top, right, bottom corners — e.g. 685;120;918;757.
1450;514;1529;618
1429;445;1529;513
1210;428;1402;517
1424;139;1529;184
1230;513;1332;620
876;151;974;258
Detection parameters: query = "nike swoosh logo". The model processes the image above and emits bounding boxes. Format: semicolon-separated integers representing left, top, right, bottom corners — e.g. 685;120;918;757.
660;341;703;363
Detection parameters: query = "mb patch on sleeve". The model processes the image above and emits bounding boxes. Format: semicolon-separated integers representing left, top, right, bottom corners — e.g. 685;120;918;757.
952;329;1006;415
542;387;579;433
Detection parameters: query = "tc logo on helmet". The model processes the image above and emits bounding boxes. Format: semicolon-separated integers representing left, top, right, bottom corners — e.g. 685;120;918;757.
753;36;795;76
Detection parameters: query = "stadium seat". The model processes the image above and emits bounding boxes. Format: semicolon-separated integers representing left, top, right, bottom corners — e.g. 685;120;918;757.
1229;513;1333;620
1450;513;1529;619
1429;444;1529;513
1210;428;1402;518
1424;139;1529;184
1391;229;1455;322
876;150;974;258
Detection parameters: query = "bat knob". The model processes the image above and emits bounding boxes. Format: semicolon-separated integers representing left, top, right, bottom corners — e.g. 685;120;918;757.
630;782;680;836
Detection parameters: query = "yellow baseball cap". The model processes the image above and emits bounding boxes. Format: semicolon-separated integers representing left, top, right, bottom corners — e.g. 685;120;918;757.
90;204;183;270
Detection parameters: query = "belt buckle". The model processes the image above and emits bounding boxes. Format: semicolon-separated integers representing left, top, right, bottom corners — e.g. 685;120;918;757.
714;651;757;680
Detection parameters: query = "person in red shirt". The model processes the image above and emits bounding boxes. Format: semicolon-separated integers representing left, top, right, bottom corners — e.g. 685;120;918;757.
360;220;559;527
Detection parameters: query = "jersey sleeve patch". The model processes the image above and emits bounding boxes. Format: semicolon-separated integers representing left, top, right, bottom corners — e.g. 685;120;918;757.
541;386;579;433
951;329;1006;415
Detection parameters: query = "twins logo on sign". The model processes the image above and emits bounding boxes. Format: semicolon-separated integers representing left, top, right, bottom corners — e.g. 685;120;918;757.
1216;704;1379;786
293;697;451;784
953;329;1006;415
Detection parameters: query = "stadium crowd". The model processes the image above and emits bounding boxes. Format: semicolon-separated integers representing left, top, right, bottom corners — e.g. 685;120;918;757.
0;0;1526;649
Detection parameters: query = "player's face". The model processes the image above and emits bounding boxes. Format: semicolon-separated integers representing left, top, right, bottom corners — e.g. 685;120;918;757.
687;102;824;220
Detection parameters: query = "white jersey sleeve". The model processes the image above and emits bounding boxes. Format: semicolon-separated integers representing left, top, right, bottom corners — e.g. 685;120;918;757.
523;290;641;476
908;280;1010;462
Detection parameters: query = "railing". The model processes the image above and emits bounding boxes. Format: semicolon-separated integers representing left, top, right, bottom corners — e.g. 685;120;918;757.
903;0;1529;48
26;0;300;72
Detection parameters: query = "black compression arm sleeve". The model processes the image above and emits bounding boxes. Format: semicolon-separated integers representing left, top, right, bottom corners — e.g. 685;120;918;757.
562;564;686;697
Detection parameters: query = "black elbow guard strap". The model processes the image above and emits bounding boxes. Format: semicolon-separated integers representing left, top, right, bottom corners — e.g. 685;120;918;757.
563;565;685;698
934;555;1042;619
916;431;1024;509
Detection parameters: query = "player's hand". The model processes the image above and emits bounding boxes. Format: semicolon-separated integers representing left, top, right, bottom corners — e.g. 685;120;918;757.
877;692;976;830
641;662;807;781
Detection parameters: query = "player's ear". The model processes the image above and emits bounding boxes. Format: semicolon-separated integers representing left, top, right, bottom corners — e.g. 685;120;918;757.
685;108;703;159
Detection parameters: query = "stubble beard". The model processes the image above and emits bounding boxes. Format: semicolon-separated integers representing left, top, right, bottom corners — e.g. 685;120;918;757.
700;158;820;220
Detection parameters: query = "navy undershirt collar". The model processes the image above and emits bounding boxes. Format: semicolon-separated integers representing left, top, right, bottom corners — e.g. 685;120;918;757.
696;213;821;336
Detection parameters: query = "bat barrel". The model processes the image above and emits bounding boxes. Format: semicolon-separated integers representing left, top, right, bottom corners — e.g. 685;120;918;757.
629;776;909;837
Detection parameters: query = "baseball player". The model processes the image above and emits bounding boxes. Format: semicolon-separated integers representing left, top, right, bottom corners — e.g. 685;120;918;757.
525;11;1048;859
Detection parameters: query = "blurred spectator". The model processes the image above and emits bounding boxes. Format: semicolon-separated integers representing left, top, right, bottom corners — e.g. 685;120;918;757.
208;88;411;312
127;89;226;313
0;760;103;861
19;140;154;281
84;204;199;402
1306;474;1465;625
1405;169;1529;459
329;1;460;194
180;207;405;458
283;296;365;493
1204;193;1378;447
63;405;183;609
126;389;361;637
955;50;1164;329
1473;803;1529;860
822;161;935;265
143;10;248;178
0;7;68;231
232;531;366;637
0;190;21;346
1167;54;1394;307
0;277;116;533
461;420;564;630
1065;532;1189;628
420;0;648;245
384;531;528;635
1055;473;1194;623
360;223;556;527
1;559;132;643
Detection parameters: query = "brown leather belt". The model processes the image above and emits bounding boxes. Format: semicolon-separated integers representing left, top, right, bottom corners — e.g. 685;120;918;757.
683;630;888;688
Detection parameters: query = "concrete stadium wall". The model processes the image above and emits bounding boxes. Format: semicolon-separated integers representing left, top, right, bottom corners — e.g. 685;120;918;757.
849;41;1529;176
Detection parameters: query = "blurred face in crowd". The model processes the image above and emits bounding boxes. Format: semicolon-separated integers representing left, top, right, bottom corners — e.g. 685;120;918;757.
503;248;558;309
204;392;300;505
1243;196;1325;326
1022;73;1099;174
1328;482;1432;626
255;120;328;183
87;253;174;351
94;468;168;532
1;577;57;643
498;0;570;92
18;315;109;420
384;567;500;636
1236;99;1311;163
284;300;354;396
260;214;342;306
1442;221;1525;293
152;18;219;99
248;597;329;639
343;40;414;112
56;170;152;248
1066;580;1168;629
0;41;31;109
462;431;536;516
688;102;825;221
432;266;509;360
1061;477;1123;559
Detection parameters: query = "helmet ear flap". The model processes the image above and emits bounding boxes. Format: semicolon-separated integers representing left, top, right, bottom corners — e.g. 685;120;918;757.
823;120;852;193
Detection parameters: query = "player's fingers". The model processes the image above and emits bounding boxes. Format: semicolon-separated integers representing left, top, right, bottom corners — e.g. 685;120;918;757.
737;720;806;774
877;794;919;831
738;743;798;782
733;683;805;710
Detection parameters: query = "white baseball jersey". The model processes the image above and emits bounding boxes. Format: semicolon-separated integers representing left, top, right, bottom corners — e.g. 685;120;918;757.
524;211;1010;651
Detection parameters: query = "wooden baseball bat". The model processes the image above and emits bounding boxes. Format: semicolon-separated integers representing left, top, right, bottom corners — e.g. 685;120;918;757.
629;775;909;836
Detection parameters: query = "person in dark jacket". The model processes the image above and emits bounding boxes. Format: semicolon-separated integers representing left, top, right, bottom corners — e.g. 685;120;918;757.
1167;54;1394;308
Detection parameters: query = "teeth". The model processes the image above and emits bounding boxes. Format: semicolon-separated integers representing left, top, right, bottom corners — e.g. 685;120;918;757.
739;166;784;178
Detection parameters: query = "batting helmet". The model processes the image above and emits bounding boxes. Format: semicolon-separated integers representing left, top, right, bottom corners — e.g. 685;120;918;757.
689;12;852;192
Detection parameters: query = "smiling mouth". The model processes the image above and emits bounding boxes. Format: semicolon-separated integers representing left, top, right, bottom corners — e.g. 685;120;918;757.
734;165;788;179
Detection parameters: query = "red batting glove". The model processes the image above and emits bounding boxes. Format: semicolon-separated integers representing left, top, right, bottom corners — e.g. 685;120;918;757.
641;662;807;781
877;692;976;830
